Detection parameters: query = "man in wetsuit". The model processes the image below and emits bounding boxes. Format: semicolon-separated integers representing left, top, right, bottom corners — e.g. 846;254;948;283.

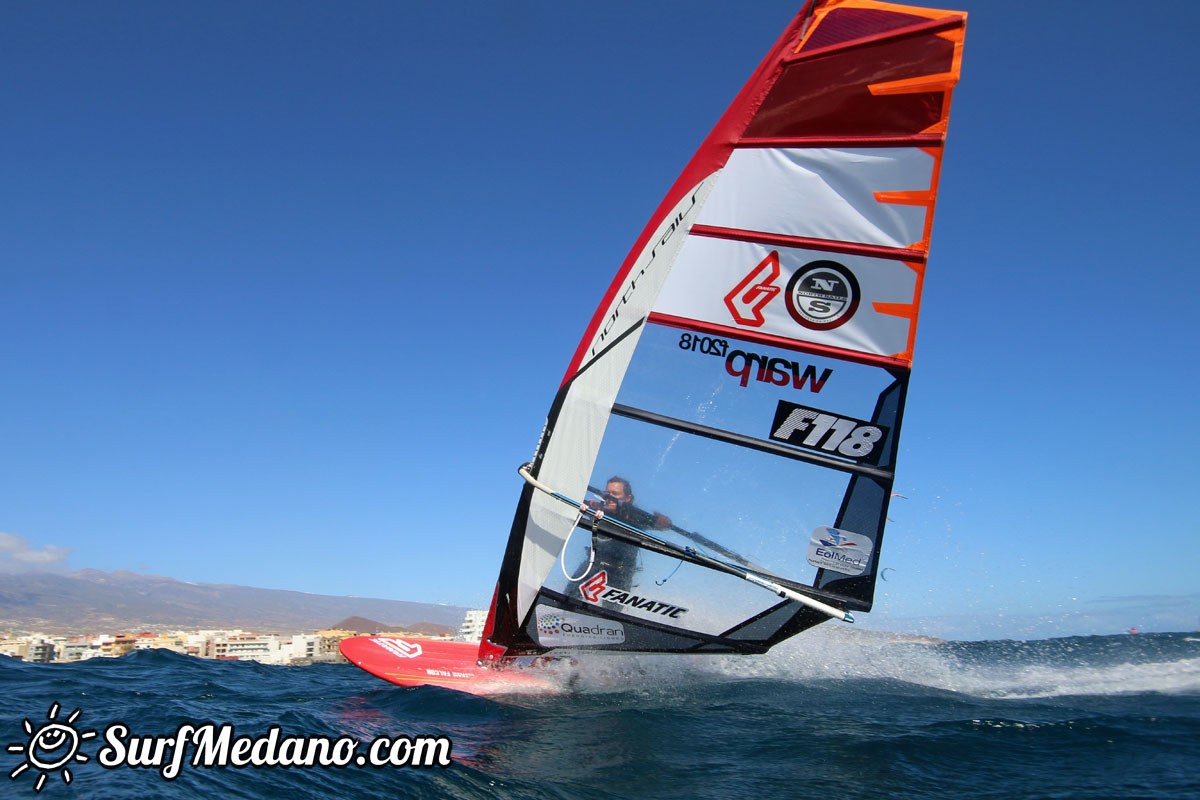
584;476;671;589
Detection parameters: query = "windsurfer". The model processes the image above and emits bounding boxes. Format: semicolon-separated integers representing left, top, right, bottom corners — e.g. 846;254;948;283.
580;476;671;590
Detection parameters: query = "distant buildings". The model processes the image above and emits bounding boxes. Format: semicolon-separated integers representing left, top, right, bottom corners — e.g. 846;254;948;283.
1;629;351;666
1;609;484;665
0;637;57;663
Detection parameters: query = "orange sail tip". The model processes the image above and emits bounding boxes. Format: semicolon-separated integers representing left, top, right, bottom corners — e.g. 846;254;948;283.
793;0;967;55
873;301;919;361
920;119;950;136
868;72;960;96
872;301;917;320
873;190;931;207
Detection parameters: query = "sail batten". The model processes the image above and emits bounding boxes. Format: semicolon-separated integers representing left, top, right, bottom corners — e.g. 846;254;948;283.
689;224;929;262
481;0;964;661
738;135;946;148
611;403;895;481
647;313;914;370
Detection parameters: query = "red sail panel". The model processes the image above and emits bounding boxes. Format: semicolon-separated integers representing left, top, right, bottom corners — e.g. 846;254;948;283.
745;32;956;139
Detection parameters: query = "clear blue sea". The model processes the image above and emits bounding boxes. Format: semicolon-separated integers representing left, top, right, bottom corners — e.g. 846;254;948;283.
3;630;1198;799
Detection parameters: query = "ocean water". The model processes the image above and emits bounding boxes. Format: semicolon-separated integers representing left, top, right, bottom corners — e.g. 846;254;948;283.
3;630;1198;799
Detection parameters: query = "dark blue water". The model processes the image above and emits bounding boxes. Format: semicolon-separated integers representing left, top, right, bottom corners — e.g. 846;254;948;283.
3;630;1198;799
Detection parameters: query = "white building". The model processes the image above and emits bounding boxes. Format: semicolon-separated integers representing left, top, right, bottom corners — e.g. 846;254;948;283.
456;609;488;642
209;633;283;662
60;641;103;662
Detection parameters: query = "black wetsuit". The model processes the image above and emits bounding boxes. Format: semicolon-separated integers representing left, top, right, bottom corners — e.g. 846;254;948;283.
581;503;662;590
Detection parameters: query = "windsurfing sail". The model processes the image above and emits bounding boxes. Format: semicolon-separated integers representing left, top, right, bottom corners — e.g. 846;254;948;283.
480;0;966;660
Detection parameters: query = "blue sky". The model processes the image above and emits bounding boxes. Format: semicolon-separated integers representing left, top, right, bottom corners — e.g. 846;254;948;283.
3;1;1197;640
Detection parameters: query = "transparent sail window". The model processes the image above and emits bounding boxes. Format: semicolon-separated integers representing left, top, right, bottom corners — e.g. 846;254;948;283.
613;323;903;470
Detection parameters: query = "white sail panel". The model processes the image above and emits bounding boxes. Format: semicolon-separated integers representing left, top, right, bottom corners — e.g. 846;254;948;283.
652;235;919;358
518;331;639;623
694;148;934;248
575;179;716;364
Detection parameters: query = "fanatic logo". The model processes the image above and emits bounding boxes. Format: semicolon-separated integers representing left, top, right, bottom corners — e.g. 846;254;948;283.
580;571;608;603
578;573;688;619
370;638;423;659
724;251;781;326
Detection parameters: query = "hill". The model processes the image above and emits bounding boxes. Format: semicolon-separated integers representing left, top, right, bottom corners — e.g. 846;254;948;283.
0;570;469;635
329;616;456;636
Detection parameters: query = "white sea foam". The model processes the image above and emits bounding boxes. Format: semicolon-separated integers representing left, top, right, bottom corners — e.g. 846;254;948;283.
565;628;1200;699
969;657;1200;699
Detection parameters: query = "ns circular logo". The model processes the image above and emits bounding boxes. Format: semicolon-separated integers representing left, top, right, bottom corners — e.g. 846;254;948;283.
784;260;860;331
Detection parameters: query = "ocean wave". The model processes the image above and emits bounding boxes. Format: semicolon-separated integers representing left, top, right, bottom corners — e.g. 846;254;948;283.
3;635;1200;800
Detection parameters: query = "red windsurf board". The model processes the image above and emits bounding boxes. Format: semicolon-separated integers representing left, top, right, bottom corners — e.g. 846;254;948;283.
339;637;556;695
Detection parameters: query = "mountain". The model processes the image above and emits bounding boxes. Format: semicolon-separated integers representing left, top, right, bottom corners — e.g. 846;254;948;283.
329;616;456;636
0;570;470;635
330;616;395;634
